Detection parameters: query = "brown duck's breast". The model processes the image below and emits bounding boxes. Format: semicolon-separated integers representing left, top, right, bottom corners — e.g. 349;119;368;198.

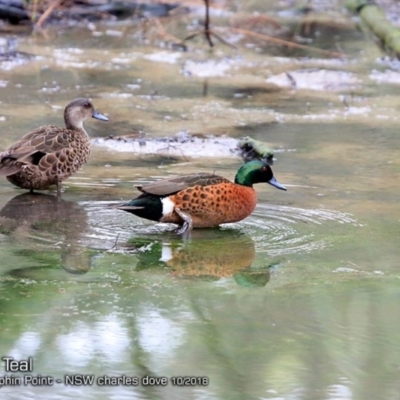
163;183;257;228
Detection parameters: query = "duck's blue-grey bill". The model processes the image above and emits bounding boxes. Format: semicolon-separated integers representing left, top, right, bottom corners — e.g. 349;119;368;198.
92;111;109;121
268;177;287;191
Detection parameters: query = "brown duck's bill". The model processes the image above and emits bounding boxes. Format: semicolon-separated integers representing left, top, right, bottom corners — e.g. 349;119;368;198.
92;110;109;122
268;177;287;191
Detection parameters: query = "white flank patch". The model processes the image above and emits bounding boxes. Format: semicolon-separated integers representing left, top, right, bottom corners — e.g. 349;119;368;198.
161;197;175;217
160;244;173;262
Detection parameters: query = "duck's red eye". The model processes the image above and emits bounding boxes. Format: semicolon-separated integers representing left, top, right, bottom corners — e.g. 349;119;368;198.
262;166;267;172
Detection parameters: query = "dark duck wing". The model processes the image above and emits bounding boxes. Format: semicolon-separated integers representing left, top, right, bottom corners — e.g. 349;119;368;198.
136;173;231;196
0;126;75;176
118;173;231;217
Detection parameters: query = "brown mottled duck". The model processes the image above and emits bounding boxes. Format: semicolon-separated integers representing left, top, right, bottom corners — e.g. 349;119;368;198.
0;98;108;194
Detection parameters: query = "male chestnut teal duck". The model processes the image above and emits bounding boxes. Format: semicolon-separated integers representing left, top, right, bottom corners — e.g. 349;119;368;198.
117;160;287;234
0;98;108;194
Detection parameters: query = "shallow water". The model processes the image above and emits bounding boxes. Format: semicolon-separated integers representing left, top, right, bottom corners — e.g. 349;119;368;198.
0;1;400;399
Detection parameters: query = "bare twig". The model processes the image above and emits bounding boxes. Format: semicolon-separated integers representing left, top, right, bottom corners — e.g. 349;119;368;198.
36;0;62;29
184;0;235;49
227;27;346;58
204;0;213;47
185;29;235;48
111;233;120;250
153;18;186;48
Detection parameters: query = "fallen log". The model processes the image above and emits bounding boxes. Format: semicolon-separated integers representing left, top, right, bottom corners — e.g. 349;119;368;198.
346;0;400;58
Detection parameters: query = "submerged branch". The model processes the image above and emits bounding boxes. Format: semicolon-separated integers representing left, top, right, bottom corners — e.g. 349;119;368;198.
227;27;347;58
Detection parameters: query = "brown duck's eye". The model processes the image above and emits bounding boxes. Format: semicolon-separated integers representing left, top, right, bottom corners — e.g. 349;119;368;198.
83;102;90;108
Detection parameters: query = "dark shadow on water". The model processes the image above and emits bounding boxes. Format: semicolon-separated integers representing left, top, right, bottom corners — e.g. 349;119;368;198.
126;228;272;287
0;192;93;277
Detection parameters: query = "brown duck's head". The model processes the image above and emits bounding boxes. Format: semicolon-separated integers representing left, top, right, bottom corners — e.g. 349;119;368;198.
64;98;108;130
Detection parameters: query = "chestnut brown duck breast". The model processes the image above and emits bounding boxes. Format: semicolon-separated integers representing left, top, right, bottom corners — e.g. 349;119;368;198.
0;98;108;194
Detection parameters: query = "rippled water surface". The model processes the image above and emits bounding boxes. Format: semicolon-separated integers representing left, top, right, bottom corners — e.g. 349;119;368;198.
0;1;400;399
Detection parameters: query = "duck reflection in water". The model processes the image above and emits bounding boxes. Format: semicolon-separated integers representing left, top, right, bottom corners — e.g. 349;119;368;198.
130;229;271;287
0;193;92;275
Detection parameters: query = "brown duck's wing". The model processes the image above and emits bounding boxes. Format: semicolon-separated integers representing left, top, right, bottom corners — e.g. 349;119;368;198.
0;126;76;176
138;173;231;196
0;126;74;164
0;159;23;176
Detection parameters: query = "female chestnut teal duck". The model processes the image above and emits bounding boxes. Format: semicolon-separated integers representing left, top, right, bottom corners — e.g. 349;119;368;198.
117;160;287;234
0;98;108;194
